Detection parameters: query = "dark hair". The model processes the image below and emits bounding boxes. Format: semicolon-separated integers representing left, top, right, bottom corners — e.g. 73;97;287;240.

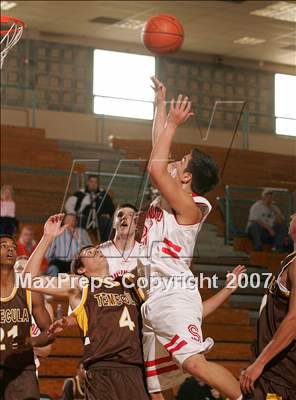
116;203;138;213
0;234;16;245
185;148;219;195
87;174;99;181
71;245;94;275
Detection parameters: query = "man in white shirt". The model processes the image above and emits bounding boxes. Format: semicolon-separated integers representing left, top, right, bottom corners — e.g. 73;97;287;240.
247;189;288;251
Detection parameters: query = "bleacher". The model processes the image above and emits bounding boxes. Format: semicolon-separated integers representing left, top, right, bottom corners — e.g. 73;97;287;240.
1;127;295;398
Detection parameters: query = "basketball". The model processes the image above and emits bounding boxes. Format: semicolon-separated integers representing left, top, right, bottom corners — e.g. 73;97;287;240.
141;15;184;55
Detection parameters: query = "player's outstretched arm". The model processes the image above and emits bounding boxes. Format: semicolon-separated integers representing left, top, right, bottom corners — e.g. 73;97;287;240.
30;292;55;348
23;213;68;278
148;95;200;224
203;265;246;318
34;301;54;358
151;76;167;147
240;260;296;394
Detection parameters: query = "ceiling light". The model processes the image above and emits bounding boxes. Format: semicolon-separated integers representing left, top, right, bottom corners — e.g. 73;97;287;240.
250;1;296;23
234;36;266;45
0;1;17;11
115;19;144;30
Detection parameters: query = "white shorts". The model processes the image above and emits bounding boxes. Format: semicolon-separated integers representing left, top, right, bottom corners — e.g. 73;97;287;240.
142;288;214;393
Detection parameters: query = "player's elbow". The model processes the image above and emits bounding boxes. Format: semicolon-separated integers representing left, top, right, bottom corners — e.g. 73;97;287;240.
147;162;165;181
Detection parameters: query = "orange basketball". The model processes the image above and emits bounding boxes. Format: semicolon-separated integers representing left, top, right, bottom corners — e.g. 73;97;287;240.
141;15;184;55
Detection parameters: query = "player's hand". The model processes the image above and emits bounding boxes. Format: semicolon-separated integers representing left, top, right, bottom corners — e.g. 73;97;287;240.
11;336;33;352
166;94;194;128
47;316;76;336
47;316;68;336
240;362;264;394
44;214;68;239
150;76;166;104
225;265;246;293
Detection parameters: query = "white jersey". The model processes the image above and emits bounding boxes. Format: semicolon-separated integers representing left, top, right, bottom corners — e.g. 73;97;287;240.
99;240;142;277
141;194;211;282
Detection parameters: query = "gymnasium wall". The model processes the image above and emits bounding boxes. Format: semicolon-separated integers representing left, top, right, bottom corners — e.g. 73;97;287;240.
1;34;295;156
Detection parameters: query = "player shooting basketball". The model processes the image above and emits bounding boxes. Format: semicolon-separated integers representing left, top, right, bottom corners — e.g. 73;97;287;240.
140;77;243;400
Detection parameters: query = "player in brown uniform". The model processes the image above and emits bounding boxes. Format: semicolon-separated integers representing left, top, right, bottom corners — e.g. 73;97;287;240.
240;214;296;399
22;215;149;400
0;235;54;400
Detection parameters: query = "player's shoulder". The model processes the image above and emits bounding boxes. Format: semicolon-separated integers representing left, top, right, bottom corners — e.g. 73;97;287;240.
99;240;113;248
99;240;113;254
192;194;212;216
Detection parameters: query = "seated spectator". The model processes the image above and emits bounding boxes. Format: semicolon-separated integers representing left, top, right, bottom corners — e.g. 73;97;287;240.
17;225;48;270
61;362;85;400
17;224;37;256
65;174;115;243
0;184;17;236
246;188;290;252
46;213;92;276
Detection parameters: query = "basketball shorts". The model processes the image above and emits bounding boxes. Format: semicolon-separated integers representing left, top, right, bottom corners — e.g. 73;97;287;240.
0;366;39;400
85;363;149;400
245;376;296;400
141;288;214;393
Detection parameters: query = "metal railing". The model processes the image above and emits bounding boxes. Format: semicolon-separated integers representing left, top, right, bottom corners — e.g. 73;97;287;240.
1;83;296;145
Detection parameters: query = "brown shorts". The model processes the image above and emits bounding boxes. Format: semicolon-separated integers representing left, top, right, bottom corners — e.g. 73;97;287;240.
245;376;296;400
0;366;39;400
85;364;149;400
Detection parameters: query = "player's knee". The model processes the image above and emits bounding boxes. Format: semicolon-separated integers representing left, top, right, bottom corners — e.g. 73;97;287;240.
183;355;210;382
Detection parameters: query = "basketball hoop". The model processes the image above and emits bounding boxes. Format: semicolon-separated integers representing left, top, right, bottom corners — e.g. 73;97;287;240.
1;16;25;69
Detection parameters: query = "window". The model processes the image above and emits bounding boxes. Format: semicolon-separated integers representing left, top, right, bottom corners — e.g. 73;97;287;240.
275;73;296;136
93;49;155;120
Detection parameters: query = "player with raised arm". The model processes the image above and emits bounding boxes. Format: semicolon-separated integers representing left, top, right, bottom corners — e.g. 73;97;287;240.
240;214;296;399
0;235;54;400
140;77;242;400
22;215;149;400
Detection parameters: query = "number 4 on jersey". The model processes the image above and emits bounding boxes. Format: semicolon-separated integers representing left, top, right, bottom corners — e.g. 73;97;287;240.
119;306;135;331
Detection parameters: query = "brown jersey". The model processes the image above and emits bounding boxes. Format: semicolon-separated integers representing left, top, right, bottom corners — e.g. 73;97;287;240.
0;287;35;370
255;251;296;388
73;277;144;369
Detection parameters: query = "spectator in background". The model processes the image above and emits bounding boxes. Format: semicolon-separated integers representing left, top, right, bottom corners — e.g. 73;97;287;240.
17;225;37;256
0;184;17;236
65;175;115;243
46;213;92;276
61;362;85;400
247;188;289;252
17;225;48;270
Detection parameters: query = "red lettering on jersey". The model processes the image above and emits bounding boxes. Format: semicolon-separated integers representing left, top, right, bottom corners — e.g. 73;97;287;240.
147;206;163;222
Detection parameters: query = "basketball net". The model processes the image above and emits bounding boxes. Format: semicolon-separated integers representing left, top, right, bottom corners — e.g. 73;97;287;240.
0;16;25;69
